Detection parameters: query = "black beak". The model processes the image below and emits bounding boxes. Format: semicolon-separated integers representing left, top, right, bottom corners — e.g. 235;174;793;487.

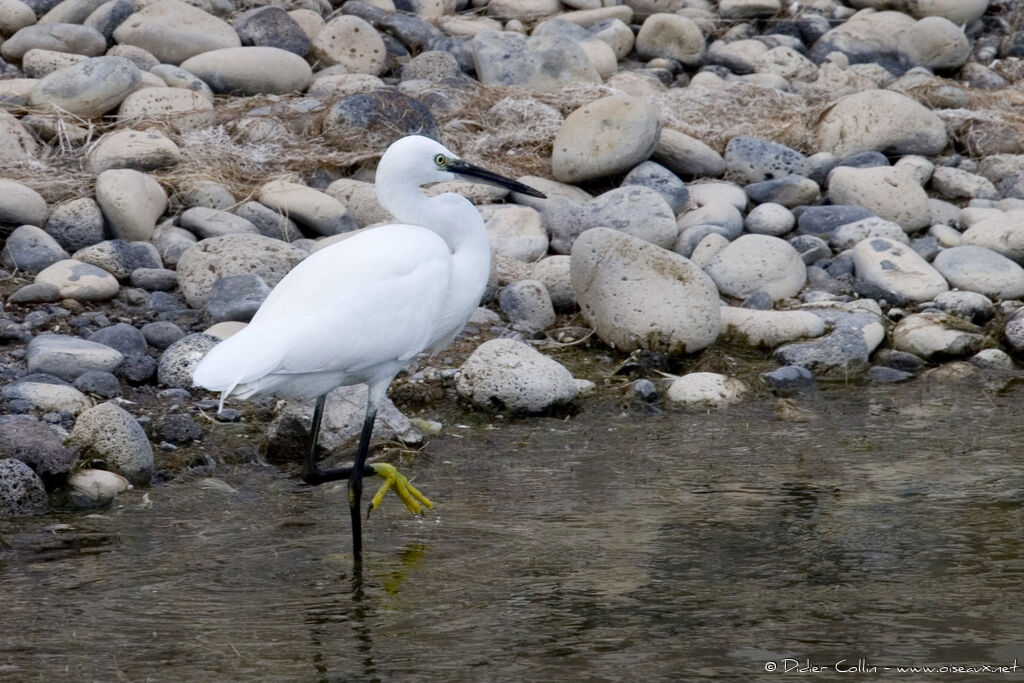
449;160;547;199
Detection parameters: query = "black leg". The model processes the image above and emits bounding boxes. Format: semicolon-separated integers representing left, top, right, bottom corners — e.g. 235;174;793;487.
349;407;377;565
301;395;328;484
302;395;375;485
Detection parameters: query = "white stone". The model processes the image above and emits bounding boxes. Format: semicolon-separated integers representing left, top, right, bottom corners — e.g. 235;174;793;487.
913;0;988;26
324;178;393;227
67;469;132;508
930;167;999;201
2;381;92;415
480;205;547;262
570;227;720;354
35;259;120;301
456;338;578;413
176;234;305;308
744;202;795;236
312;15;385;75
962;211;1024;262
719;306;825;348
112;0;241;65
830;217;910;251
29;56;140;118
705;234;806;301
635;13;704;65
531;255;574;310
902;16;970;70
0;0;35;37
851;237;949;302
179;46;313;95
827;166;930;232
0;178;47;226
67;402;154;485
816;89;947;157
94;169;168;241
552;96;661;183
689;232;729;269
890;311;986;360
666;372;747;409
118;87;216;131
87;128;181;173
653;128;726;179
933;245;1024;300
257;180;355;236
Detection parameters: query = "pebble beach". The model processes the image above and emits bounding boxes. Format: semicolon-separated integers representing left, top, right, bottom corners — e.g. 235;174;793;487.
0;0;1022;514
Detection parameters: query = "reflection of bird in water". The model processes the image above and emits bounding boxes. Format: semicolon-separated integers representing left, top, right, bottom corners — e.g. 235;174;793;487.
194;135;546;564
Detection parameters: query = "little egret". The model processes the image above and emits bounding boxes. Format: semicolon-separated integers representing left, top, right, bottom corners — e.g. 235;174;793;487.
193;135;546;563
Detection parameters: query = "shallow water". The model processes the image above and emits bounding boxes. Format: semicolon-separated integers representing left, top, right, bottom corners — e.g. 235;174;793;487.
3;382;1024;681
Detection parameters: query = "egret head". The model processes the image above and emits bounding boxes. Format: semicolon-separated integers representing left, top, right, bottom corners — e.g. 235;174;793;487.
379;135;546;198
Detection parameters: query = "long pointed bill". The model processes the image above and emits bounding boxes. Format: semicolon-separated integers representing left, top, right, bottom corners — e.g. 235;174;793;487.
448;160;547;198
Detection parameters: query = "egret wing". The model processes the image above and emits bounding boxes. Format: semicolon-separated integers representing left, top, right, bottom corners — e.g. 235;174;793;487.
193;225;452;390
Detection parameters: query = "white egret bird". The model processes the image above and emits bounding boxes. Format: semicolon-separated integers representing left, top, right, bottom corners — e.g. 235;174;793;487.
193;135;546;563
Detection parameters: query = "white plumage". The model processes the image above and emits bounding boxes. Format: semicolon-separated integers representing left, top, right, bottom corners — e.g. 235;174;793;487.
191;135;545;563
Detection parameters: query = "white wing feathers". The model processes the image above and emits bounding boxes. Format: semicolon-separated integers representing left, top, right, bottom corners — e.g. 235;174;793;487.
192;225;452;398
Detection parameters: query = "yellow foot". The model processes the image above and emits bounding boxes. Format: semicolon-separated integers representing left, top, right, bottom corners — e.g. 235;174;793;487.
368;463;434;518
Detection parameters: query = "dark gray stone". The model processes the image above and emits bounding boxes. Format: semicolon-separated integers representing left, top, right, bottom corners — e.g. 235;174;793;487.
933;290;996;323
621;161;689;214
84;0;136;42
0;458;48;516
206;274;271;323
27;333;124;380
544;186;677;255
116;354;156;383
632;378;660;403
1005;308;1024;357
377;11;445;52
89;322;148;357
674;224;734;258
724;136;807;184
234;201;302;242
324;89;440;148
1;225;70;274
744;175;817;206
873;348;924;373
0;415;78;483
234;6;311;56
147;291;186;313
8;282;62;304
774;310;882;379
141;321;185;350
796;205;876;236
740;291;774;310
129;267;177;291
868;366;913;383
74;239;161;280
150;413;204;444
837;150;890;168
789;234;832;265
400;50;461;82
179;207;259;239
73;370;121;398
762;365;815;394
809;27;909;75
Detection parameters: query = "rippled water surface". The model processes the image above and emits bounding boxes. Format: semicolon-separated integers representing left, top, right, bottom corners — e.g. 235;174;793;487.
3;382;1024;681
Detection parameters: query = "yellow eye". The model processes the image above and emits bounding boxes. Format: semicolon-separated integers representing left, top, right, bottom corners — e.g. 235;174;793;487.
434;153;446;167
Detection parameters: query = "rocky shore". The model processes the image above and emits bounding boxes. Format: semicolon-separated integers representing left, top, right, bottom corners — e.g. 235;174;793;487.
1;0;1022;515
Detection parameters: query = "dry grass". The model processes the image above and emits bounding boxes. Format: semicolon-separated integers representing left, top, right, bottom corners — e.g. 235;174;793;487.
2;67;1024;208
